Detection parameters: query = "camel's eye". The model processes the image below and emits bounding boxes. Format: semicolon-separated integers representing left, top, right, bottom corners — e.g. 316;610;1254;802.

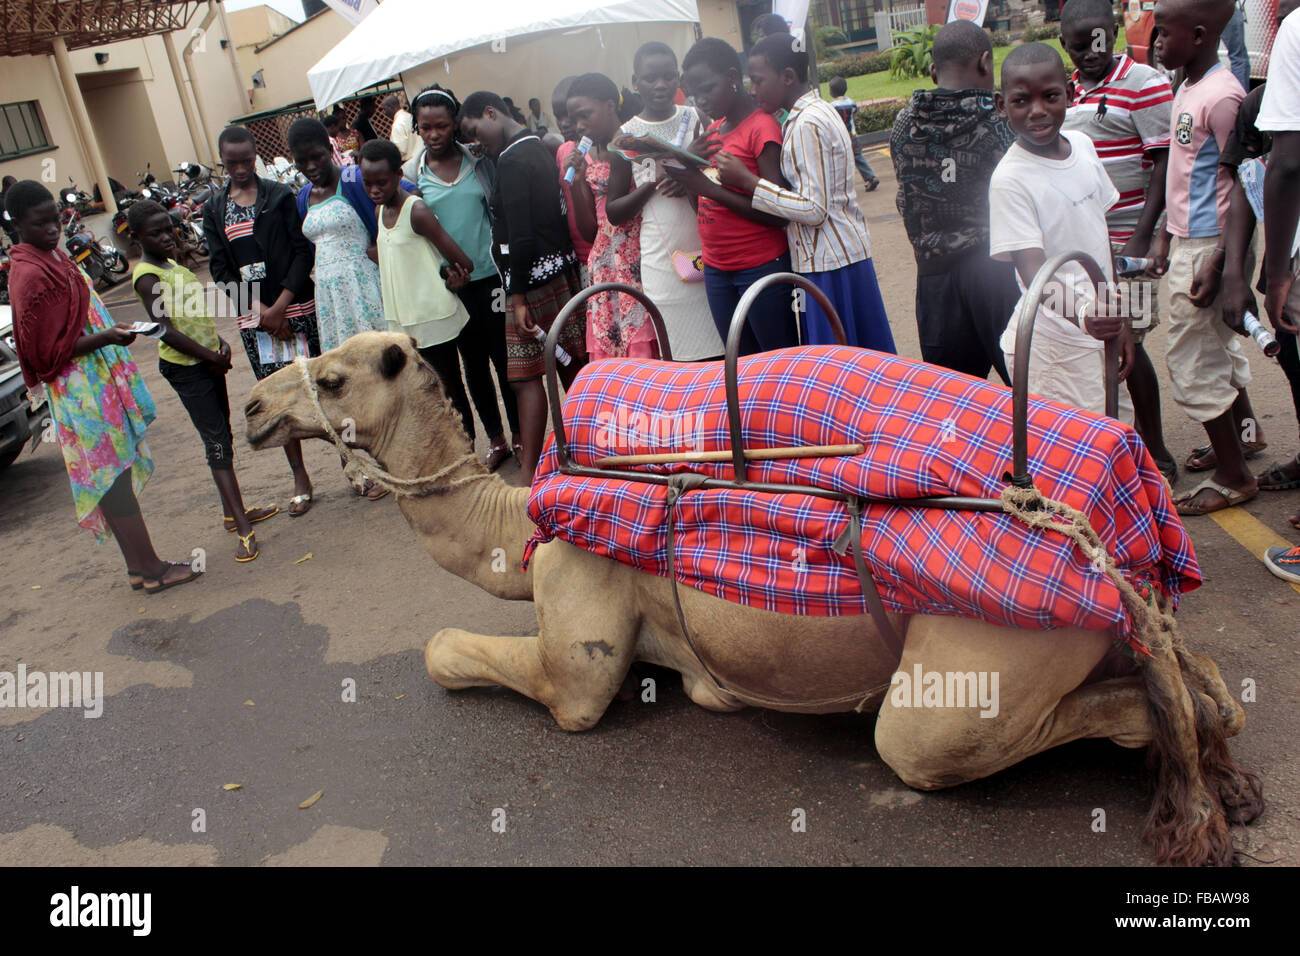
317;374;344;393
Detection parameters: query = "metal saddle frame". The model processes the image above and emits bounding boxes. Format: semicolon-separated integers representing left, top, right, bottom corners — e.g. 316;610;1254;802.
541;253;1119;697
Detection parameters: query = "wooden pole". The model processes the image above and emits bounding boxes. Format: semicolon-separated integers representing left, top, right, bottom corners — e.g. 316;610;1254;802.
594;443;866;468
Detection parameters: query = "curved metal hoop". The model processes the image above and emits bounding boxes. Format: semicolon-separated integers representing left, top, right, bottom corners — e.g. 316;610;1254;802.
725;271;846;483
1010;251;1120;485
544;281;673;471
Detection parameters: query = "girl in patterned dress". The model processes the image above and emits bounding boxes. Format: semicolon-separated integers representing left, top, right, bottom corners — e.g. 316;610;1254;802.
5;181;199;593
561;73;657;361
203;126;320;516
608;43;725;361
290;117;397;500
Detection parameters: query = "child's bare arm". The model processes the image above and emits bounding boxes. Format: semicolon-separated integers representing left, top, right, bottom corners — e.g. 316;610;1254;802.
410;199;473;274
1124;148;1168;259
1220;179;1258;332
1009;247;1046;290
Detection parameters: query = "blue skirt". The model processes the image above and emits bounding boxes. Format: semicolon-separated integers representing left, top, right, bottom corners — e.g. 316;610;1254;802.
801;257;896;353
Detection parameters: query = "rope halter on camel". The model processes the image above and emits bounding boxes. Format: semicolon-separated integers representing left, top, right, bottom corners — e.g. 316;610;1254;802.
292;355;491;498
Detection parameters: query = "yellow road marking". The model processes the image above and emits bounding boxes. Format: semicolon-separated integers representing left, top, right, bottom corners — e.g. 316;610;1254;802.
1208;506;1300;595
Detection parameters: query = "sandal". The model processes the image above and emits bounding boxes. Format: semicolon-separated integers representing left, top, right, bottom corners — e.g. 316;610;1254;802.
1185;440;1268;472
139;560;202;594
235;531;259;563
1174;477;1258;516
223;505;280;532
1256;455;1300;491
289;493;313;517
483;440;511;472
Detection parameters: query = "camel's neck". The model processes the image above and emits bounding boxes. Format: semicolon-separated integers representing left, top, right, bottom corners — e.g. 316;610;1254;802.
371;388;536;602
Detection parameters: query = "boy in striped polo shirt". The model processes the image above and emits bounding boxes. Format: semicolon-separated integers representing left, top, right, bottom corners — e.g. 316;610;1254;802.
1062;0;1177;481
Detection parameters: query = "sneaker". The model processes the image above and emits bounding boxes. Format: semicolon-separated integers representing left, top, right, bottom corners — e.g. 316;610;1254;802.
1263;545;1300;584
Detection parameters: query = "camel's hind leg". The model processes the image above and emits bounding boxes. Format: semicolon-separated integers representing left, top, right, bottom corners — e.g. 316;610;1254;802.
874;615;1153;790
424;542;639;731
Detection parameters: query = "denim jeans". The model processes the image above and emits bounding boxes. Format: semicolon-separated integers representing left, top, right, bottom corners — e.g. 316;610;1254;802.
852;135;877;183
703;252;799;355
1222;7;1250;90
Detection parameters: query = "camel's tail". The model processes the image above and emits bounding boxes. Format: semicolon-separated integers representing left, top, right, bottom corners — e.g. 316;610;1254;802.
1139;622;1264;866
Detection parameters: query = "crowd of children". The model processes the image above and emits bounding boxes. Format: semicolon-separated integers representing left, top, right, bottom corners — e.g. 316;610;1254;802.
6;1;1300;587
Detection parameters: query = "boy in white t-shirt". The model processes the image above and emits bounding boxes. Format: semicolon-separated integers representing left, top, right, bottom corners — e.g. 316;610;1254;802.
990;43;1133;419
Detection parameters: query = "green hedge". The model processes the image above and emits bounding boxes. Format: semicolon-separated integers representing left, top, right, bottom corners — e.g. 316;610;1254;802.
855;98;908;135
1021;21;1061;42
818;49;893;80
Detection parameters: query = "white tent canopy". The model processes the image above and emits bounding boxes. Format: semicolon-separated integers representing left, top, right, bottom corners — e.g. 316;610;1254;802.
307;0;701;110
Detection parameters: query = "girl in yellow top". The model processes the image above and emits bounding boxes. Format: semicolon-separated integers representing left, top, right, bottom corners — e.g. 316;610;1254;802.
129;200;276;562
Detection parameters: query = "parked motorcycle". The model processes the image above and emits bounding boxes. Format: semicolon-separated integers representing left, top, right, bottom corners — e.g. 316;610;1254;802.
58;182;127;289
123;164;207;265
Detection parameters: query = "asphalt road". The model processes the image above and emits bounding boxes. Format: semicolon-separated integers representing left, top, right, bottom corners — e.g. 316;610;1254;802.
1;148;1296;866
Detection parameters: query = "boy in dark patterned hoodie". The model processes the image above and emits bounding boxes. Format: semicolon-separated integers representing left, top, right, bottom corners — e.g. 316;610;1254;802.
890;20;1020;384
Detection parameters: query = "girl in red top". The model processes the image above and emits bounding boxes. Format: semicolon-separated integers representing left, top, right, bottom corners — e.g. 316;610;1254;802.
666;37;795;355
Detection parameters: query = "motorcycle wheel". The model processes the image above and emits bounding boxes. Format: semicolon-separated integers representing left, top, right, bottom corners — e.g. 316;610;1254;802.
106;249;130;275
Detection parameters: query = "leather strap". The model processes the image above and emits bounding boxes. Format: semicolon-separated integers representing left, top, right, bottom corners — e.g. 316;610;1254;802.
663;474;892;712
833;496;904;660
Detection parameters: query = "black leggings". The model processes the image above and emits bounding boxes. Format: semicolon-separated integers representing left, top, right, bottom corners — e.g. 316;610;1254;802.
418;276;520;443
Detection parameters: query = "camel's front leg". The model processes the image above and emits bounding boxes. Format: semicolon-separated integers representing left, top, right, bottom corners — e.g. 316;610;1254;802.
424;542;640;731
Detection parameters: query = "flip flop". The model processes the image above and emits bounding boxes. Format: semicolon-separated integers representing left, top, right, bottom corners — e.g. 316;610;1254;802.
139;560;202;594
1174;477;1258;516
223;505;280;532
1256;456;1300;491
289;493;313;517
1185;440;1268;472
1263;545;1300;584
235;531;259;563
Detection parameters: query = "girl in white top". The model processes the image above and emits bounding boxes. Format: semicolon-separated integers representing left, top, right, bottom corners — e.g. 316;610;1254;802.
607;42;724;361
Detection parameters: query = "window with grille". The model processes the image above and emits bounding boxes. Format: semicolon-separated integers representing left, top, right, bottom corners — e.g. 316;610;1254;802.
0;101;52;159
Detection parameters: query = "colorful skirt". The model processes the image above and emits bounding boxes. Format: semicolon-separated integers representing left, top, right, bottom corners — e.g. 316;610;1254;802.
48;282;157;542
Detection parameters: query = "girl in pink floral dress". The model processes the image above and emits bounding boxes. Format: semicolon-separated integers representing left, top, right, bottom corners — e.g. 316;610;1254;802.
561;73;658;361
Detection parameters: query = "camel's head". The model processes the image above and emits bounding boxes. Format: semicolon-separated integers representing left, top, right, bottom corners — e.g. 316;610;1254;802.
244;331;467;464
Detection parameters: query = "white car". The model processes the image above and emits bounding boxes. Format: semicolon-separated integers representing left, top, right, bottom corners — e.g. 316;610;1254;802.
0;304;52;470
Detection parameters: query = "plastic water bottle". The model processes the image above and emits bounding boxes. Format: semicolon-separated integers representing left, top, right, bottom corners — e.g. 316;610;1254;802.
1114;256;1154;276
533;326;572;366
563;136;592;184
1242;311;1281;357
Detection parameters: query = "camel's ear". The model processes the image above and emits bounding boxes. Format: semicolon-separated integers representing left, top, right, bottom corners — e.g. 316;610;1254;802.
380;343;407;380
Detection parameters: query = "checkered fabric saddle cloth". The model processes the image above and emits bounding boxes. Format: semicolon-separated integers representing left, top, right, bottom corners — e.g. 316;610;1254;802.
525;346;1200;641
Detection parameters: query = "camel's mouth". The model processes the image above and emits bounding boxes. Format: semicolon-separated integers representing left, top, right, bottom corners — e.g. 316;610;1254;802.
245;412;288;449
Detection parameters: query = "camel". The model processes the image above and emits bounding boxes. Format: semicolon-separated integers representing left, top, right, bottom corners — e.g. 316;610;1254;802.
244;332;1262;865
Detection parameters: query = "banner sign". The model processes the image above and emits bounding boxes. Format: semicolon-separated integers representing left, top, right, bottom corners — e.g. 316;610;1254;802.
320;0;380;27
947;0;990;25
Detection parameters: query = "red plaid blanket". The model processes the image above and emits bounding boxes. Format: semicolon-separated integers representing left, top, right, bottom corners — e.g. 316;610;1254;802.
525;347;1199;644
